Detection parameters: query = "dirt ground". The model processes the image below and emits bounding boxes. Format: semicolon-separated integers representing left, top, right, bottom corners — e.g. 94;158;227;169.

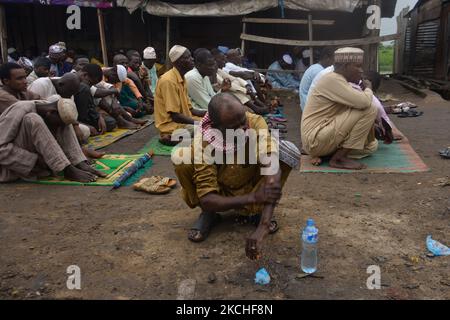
0;78;449;300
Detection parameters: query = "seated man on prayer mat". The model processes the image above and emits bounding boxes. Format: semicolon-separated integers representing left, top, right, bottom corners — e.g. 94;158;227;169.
173;93;300;260
185;48;232;111
112;54;149;117
154;45;206;146
211;48;269;115
26;57;51;86
267;54;300;90
299;47;335;111
0;64;105;183
301;47;378;170
0;63;40;114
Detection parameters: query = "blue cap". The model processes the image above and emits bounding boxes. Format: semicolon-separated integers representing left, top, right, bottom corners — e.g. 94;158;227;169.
307;219;315;227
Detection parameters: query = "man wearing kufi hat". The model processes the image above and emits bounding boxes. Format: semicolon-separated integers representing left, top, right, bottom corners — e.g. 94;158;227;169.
266;54;300;90
141;46;159;95
0;63;105;183
154;45;206;146
48;43;72;77
301;47;378;170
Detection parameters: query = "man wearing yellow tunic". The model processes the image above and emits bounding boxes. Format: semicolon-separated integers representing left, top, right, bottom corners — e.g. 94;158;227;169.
173;93;300;260
301;47;378;170
154;45;206;146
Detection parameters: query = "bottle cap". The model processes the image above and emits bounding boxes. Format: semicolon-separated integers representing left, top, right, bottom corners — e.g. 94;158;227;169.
307;219;315;227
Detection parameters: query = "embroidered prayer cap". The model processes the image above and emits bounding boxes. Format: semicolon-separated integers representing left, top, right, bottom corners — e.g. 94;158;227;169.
334;47;364;64
169;45;188;63
57;98;79;125
143;47;156;59
116;64;127;82
302;49;311;59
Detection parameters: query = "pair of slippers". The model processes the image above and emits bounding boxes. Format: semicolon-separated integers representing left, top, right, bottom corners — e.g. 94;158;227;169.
134;176;177;194
397;110;424;118
439;147;450;159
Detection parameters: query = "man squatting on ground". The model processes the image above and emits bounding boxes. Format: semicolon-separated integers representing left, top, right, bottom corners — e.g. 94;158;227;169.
173;93;301;260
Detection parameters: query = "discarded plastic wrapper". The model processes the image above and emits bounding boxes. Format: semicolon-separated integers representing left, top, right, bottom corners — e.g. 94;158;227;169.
426;236;450;256
255;268;270;285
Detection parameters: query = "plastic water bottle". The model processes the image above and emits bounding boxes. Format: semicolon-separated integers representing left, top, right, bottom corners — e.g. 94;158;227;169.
301;219;318;274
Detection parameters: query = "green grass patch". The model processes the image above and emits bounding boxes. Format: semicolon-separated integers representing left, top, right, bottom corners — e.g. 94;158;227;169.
379;44;394;74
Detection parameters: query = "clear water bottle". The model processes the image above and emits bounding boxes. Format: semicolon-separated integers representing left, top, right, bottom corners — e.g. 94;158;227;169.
301;219;318;274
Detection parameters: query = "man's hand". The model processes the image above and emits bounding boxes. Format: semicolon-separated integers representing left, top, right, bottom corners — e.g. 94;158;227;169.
98;116;107;135
246;227;266;260
88;125;99;136
362;79;372;91
252;171;282;205
136;99;144;113
73;124;85;143
221;78;232;92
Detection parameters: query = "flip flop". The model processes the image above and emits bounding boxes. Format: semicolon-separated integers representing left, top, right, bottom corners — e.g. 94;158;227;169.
398;110;423;118
188;212;221;243
267;121;287;131
133;177;172;195
150;176;177;188
439;147;450;159
268;116;287;123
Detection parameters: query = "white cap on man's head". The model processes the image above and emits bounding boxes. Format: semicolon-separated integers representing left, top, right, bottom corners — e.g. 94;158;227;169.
334;47;364;63
116;64;127;82
143;47;156;59
7;48;16;55
282;54;293;65
169;45;188;63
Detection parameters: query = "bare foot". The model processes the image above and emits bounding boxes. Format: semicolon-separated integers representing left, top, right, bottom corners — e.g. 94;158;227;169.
130;118;148;126
64;165;98;183
82;147;105;160
330;155;366;170
117;118;139;130
310;157;322;166
77;161;108;178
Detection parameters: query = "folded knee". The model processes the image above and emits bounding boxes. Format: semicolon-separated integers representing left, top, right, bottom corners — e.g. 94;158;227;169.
23;113;46;127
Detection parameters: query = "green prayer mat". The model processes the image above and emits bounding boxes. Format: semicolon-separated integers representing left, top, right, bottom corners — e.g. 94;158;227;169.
29;154;153;186
85;115;154;150
300;138;429;174
139;137;178;156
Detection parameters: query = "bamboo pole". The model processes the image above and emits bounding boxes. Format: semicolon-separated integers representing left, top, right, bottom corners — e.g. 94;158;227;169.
97;8;108;67
0;5;7;64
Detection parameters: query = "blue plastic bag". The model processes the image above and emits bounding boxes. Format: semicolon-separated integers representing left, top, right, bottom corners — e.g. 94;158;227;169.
426;236;450;256
255;268;271;285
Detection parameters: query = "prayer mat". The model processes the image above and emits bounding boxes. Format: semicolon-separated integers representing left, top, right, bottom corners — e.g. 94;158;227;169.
84;115;154;150
29;154;153;186
300;136;429;174
139;136;177;157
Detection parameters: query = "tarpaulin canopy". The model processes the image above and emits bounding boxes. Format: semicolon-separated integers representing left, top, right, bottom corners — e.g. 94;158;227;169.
117;0;363;17
0;0;113;8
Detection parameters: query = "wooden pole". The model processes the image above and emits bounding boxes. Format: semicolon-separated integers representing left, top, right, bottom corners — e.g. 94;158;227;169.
308;14;314;65
0;5;7;64
165;17;171;68
394;7;409;74
241;21;247;55
97;8;108;67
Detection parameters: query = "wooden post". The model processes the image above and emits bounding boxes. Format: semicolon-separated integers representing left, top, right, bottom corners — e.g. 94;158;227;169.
97;8;108;67
363;0;381;72
165;17;171;68
394;7;410;74
0;5;7;64
241;21;247;55
308;14;314;65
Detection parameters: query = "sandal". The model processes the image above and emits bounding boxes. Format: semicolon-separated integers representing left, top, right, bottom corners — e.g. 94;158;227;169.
150;175;177;188
188;212;221;243
398;110;423;118
267;121;287;131
439;147;450;159
133;177;172;195
268;116;287;123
